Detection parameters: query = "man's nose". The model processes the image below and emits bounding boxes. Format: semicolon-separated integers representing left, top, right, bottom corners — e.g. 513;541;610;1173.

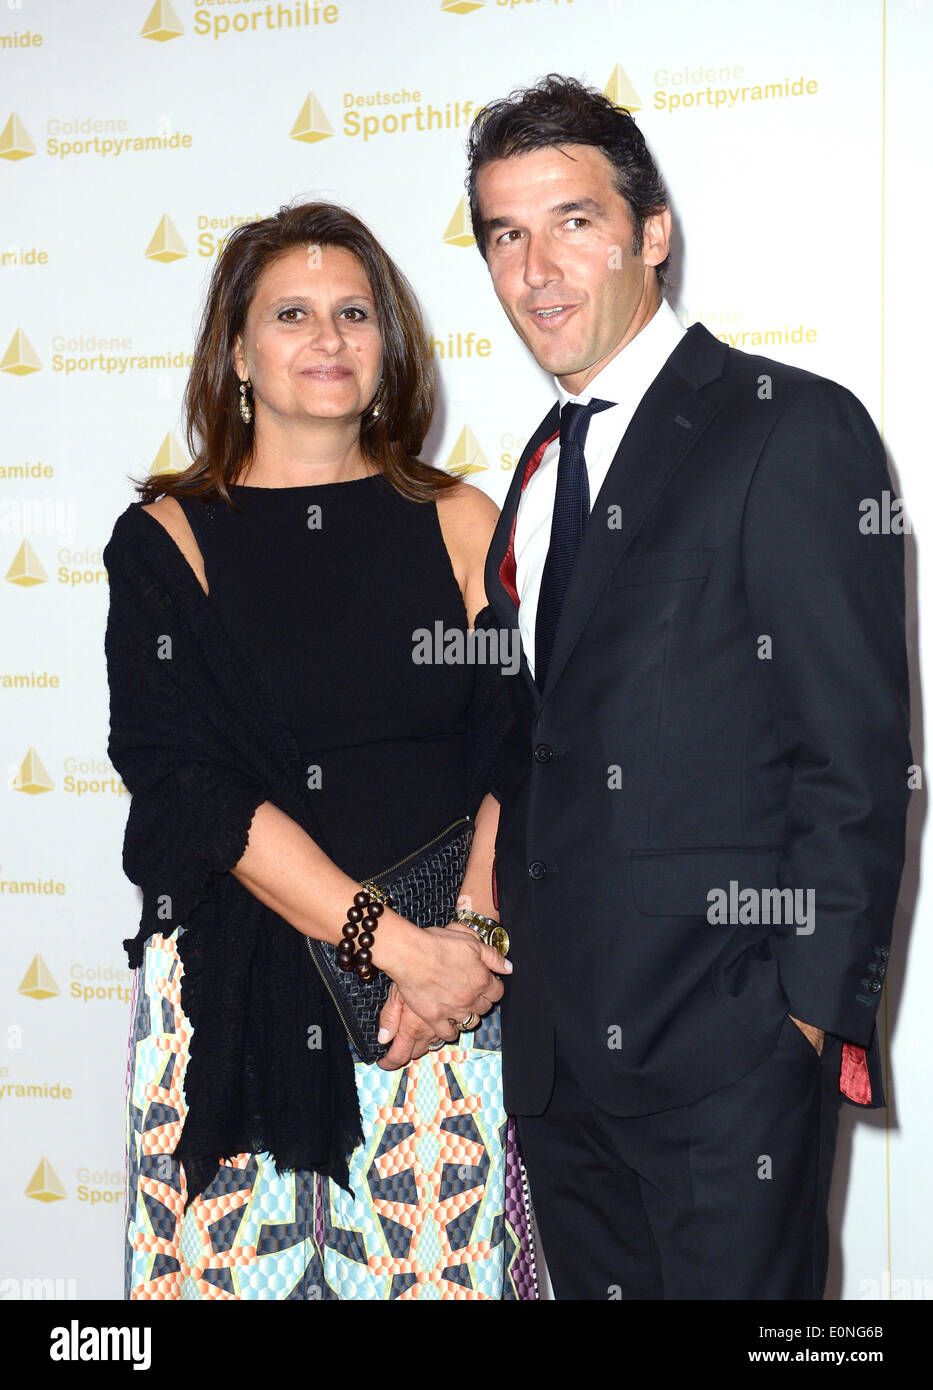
523;234;562;289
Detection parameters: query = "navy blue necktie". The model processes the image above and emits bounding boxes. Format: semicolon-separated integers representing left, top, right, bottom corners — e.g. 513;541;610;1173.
535;398;613;688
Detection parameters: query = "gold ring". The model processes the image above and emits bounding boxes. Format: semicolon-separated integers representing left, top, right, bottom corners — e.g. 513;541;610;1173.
459;1013;479;1031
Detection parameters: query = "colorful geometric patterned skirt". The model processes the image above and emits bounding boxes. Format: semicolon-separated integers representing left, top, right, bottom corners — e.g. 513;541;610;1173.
124;933;538;1300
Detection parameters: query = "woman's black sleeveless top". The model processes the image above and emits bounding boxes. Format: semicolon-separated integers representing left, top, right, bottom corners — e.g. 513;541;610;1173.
178;474;473;881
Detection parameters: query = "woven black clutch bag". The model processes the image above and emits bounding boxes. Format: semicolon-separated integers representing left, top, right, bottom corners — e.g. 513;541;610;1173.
306;816;474;1064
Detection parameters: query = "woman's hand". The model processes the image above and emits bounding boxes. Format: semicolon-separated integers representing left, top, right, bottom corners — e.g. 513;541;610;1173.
380;921;509;1045
376;985;436;1070
376;921;508;1069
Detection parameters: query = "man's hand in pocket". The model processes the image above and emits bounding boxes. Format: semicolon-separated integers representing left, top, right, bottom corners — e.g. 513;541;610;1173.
789;1015;825;1055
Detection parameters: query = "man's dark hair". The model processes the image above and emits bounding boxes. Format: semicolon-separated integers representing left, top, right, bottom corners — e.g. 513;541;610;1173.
466;73;670;287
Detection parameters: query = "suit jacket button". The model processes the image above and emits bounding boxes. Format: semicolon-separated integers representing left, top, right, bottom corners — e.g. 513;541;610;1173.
870;980;882;992
528;861;547;879
534;744;553;763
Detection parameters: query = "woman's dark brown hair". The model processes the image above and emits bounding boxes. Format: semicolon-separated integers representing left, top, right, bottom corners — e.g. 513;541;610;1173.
136;200;456;506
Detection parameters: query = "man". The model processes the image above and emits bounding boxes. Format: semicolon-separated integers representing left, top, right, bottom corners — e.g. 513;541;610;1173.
466;74;911;1299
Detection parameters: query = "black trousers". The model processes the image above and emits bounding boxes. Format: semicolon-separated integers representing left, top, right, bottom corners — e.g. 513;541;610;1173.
517;1014;844;1300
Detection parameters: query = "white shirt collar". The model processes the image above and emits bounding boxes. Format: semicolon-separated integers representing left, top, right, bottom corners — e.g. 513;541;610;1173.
554;298;686;411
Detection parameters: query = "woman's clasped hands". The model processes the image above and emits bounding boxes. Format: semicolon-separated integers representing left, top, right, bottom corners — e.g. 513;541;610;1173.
376;921;511;1070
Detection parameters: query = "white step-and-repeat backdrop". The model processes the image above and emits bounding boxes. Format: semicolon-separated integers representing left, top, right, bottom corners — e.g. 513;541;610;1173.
2;0;930;1301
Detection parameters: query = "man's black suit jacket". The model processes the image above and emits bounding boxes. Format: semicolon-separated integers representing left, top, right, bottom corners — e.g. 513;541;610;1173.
485;321;911;1117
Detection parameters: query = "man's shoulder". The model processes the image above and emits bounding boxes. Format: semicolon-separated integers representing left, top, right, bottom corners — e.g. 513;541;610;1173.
678;323;876;443
662;325;885;491
710;327;864;412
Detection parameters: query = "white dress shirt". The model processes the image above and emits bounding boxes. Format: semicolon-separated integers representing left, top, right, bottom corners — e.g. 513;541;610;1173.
514;298;687;679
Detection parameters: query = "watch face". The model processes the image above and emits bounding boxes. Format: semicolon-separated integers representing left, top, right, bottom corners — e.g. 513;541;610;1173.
489;925;510;956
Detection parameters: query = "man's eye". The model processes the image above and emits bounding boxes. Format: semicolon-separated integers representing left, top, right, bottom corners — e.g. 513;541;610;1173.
565;218;589;230
495;229;522;245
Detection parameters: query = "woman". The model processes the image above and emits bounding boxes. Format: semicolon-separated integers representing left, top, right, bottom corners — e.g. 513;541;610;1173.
104;201;537;1299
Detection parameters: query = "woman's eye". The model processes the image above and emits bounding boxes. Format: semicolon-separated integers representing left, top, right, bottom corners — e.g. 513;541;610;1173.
276;305;372;323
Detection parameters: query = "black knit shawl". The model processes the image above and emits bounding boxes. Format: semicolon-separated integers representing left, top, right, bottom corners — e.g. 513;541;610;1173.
103;501;513;1208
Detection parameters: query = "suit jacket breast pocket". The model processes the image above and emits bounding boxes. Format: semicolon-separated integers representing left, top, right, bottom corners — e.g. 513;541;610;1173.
607;547;715;588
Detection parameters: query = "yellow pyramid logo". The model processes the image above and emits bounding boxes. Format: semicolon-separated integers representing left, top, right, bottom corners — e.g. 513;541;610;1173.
443;198;475;249
19;955;60;1001
290;92;334;144
0;112;36;162
5;539;47;587
441;0;485;13
150;431;189;476
604;65;642;114
0;328;41;376
445;425;489;477
12;748;54;795
141;0;184;42
145;214;187;263
25;1158;66;1203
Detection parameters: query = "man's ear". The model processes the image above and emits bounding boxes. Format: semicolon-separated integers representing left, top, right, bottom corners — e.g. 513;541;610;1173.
642;206;672;269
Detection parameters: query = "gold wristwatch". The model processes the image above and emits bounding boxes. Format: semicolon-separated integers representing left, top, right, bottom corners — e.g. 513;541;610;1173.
452;908;510;957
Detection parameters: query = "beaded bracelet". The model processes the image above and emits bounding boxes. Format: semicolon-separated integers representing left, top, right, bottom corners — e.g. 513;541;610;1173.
336;882;391;982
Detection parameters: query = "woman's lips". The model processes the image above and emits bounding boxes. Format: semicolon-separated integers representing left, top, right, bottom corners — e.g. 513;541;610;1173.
300;366;353;378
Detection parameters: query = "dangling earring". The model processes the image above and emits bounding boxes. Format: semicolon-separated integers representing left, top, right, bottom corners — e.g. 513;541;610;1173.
238;378;253;424
369;380;383;420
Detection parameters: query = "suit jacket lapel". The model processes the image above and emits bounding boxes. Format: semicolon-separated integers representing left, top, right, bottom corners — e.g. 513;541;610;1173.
538;325;725;707
484;401;560;706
